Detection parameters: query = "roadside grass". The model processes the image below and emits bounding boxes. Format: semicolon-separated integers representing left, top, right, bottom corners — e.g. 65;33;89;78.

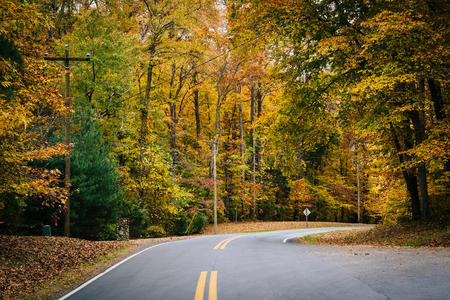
302;235;318;245
0;235;138;300
296;222;449;248
201;221;365;235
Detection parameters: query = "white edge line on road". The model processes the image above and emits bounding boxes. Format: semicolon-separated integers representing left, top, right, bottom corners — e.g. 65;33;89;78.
59;242;168;300
282;236;293;243
283;233;308;244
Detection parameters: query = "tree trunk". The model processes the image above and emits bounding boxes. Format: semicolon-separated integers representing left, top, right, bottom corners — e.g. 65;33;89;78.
409;79;430;220
255;82;263;172
138;62;154;201
297;143;305;179
390;123;421;220
250;84;256;220
140;63;153;163
250;84;255;145
293;199;299;220
238;103;245;219
193;71;201;138
168;64;177;166
428;79;450;172
427;78;445;121
211;84;223;234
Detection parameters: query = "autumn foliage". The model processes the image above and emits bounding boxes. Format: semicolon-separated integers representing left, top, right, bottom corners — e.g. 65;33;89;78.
0;0;448;239
0;235;133;298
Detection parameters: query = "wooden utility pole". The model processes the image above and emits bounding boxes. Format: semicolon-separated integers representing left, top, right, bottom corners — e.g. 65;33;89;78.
350;144;361;223
204;139;219;234
356;153;360;223
212;141;218;234
238;104;245;219
250;84;256;220
44;44;90;237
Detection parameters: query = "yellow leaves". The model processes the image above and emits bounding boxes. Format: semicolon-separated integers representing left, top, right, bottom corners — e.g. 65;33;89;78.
5;166;68;204
317;36;353;56
1;81;13;88
400;122;450;168
23;143;70;161
0;104;26;136
350;73;415;99
0;2;67;208
289;179;315;206
362;9;429;36
0;0;48;52
165;201;180;214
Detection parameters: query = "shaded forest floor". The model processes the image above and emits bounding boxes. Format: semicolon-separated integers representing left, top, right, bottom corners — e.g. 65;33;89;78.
296;222;450;248
0;235;138;299
201;221;364;235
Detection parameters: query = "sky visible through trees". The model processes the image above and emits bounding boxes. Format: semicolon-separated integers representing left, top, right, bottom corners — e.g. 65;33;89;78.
0;0;448;239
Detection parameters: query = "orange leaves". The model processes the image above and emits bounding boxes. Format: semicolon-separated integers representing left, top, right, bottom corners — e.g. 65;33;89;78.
289;179;315;208
0;0;50;54
0;1;67;210
23;143;70;161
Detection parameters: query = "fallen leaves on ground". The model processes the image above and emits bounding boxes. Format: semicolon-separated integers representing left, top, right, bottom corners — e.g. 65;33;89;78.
0;235;135;299
202;221;363;235
297;222;450;247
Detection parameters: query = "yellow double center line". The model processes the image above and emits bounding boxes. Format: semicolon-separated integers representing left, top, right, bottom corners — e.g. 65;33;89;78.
213;235;243;250
194;236;243;299
194;271;217;300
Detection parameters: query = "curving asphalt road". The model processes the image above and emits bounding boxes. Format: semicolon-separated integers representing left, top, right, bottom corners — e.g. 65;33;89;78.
61;226;450;300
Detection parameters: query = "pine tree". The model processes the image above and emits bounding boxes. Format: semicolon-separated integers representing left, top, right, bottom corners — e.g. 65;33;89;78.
69;111;121;240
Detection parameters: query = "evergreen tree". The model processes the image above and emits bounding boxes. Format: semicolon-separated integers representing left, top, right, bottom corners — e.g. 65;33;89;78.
69;111;121;240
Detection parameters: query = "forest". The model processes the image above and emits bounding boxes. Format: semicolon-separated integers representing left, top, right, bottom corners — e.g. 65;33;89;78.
0;0;448;240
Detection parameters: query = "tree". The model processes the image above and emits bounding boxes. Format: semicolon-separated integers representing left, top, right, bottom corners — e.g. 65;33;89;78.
56;110;121;240
0;0;68;232
237;0;449;222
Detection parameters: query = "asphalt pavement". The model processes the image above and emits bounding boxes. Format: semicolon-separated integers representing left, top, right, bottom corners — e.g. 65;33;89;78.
61;226;450;300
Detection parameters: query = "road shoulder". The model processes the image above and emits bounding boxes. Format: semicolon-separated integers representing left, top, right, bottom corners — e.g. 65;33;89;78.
298;243;450;300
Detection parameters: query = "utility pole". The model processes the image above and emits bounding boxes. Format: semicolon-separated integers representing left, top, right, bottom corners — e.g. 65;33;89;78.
350;144;361;223
356;153;360;223
250;84;256;220
44;44;90;237
212;141;218;234
204;139;218;234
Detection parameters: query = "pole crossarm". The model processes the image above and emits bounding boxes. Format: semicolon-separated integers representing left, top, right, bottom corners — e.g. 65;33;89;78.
44;57;90;62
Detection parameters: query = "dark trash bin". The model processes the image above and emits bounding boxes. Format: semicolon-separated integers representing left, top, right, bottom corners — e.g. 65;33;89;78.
42;225;51;236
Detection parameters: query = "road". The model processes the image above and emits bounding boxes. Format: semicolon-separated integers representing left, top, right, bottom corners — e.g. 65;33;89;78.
61;227;450;300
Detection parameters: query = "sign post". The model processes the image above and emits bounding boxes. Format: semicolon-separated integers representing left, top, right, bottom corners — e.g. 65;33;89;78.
303;208;311;228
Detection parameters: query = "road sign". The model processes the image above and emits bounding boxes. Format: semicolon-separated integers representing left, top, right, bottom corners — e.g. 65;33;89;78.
303;208;311;228
303;208;311;216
